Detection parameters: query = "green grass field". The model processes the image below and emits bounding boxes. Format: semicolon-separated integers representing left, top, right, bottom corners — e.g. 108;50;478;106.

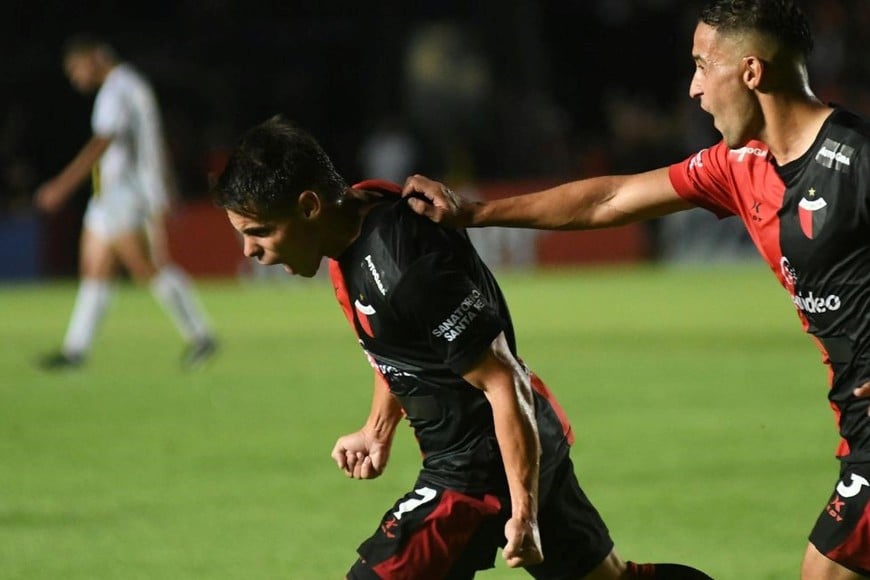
0;265;839;579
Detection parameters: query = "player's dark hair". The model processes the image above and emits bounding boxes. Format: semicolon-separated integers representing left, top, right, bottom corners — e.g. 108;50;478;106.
699;0;813;58
63;34;118;59
213;116;348;219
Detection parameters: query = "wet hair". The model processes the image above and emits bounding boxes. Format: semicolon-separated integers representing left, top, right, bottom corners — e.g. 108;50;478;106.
213;116;348;219
62;34;118;60
699;0;813;58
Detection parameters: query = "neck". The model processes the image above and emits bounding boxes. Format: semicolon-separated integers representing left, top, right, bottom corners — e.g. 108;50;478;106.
757;91;833;165
325;188;381;258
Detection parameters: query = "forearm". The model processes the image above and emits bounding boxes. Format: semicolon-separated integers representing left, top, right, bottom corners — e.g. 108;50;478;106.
52;136;112;196
489;379;541;520
471;168;689;230
472;175;624;230
363;373;403;443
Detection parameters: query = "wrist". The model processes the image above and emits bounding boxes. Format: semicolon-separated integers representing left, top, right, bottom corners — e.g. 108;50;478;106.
469;200;487;227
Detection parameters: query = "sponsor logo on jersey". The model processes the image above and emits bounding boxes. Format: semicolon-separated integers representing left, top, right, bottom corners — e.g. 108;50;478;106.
780;257;842;314
797;188;828;239
432;289;486;342
729;145;768;162
792;291;842;314
364;254;387;295
780;256;798;289
815;138;853;173
688;150;705;171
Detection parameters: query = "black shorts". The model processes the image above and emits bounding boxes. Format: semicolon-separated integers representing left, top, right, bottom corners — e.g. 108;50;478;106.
808;461;870;576
346;456;614;579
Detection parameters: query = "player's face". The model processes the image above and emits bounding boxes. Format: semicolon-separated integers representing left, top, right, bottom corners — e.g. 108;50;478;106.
64;53;100;94
688;22;761;148
226;209;323;278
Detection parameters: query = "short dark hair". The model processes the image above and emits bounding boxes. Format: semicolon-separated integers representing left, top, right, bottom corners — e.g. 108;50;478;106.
700;0;813;58
213;116;348;219
63;34;117;59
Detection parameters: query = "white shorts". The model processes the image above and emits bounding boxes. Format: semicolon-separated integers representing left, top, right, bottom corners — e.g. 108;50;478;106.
83;190;153;240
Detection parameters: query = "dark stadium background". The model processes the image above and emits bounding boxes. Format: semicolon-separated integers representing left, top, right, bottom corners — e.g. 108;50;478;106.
2;0;868;277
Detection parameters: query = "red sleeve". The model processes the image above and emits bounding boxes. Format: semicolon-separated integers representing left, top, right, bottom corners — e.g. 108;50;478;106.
668;141;739;219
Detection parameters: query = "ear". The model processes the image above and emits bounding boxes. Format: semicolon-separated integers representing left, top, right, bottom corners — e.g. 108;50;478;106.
742;55;764;90
297;190;322;220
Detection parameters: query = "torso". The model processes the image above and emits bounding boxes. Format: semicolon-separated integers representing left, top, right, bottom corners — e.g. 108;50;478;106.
670;109;870;461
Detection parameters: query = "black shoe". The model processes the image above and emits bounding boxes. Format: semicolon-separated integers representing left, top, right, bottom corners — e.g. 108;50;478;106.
182;337;218;370
37;351;84;370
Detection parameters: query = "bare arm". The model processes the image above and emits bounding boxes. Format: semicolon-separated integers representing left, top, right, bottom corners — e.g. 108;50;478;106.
403;168;694;230
463;332;543;568
36;135;112;212
331;371;404;479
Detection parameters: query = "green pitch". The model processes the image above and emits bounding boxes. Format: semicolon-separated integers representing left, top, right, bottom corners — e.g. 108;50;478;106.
0;265;837;579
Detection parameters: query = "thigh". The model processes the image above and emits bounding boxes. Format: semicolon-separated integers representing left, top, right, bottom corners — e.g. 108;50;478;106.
145;212;170;270
526;456;615;580
113;229;158;282
806;463;870;577
346;485;503;580
80;228;118;279
802;543;866;580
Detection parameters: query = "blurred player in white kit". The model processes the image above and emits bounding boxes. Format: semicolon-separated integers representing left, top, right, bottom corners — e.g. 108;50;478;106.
35;35;217;370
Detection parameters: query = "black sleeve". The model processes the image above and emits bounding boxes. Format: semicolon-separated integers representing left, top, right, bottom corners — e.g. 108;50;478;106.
390;251;506;375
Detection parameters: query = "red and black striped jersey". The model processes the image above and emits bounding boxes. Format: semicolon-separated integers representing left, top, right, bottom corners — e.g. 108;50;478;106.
670;108;870;462
329;180;572;493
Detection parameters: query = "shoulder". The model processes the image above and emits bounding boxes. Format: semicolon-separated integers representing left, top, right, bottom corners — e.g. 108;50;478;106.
348;198;470;299
822;109;870;155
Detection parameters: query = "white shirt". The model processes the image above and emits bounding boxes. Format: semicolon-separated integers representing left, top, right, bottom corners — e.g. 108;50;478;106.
91;63;170;212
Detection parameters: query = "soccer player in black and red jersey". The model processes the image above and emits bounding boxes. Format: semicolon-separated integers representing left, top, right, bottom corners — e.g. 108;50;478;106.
402;0;870;578
213;117;712;579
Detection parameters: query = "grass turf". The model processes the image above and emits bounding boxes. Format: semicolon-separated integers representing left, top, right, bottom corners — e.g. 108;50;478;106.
0;265;838;579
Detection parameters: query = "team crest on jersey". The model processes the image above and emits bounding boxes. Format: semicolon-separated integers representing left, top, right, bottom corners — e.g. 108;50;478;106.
354;298;376;337
797;188;828;239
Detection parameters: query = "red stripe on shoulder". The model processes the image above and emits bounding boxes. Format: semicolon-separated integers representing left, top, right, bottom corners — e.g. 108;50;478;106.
353;179;402;195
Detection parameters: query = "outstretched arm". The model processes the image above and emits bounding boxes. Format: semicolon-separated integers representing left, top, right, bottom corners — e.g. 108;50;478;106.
403;168;693;230
463;332;543;568
331;371;403;479
36;135;112;212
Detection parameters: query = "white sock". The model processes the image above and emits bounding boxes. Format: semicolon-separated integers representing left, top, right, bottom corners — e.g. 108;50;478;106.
151;265;212;342
62;279;113;357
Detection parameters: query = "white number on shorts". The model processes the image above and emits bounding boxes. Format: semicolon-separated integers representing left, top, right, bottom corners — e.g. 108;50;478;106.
836;474;870;498
392;487;437;520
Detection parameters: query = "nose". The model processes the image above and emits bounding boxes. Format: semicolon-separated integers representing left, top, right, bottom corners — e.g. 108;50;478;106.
689;72;702;99
243;237;262;260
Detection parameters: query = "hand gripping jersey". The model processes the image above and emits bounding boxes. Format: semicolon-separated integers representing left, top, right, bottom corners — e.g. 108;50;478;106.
670;109;870;462
330;180;573;493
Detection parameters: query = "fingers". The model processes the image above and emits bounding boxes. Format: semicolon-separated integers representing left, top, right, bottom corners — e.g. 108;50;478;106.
503;543;543;568
402;174;455;208
406;197;430;216
331;441;349;472
331;443;379;479
503;518;543;568
402;174;436;199
502;533;522;567
854;381;870;416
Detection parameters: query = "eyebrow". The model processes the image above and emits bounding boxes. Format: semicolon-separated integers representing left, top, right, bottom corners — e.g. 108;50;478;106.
240;225;271;236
